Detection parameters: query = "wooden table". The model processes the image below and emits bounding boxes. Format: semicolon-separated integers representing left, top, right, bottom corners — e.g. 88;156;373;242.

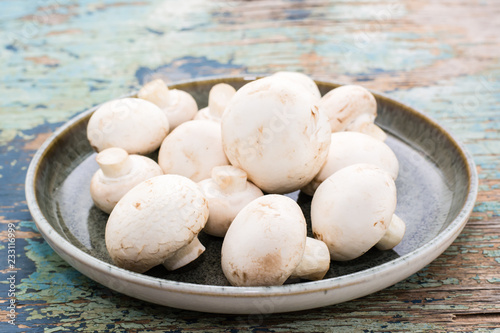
1;0;499;331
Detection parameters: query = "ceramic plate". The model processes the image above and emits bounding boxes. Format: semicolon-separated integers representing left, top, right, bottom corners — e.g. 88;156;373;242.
25;76;478;314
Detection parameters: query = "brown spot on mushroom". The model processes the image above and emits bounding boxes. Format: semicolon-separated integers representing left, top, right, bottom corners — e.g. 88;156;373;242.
134;202;141;209
310;108;318;121
258;202;274;209
374;219;386;228
313;231;324;242
183;149;194;161
259;252;282;272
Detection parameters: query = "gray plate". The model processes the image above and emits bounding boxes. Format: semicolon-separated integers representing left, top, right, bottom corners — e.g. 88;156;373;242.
25;76;478;313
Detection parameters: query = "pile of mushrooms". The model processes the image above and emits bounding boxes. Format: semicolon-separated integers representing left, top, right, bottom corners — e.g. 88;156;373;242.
86;72;406;286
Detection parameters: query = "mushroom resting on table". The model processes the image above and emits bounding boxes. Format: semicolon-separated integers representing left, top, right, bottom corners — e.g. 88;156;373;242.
311;163;406;261
221;75;331;194
195;83;236;122
138;79;198;129
319;85;387;141
221;195;330;286
198;165;263;237
87;97;169;154
105;174;209;273
90;147;163;214
302;131;399;196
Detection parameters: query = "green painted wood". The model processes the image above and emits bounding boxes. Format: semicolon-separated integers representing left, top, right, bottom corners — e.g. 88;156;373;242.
1;0;499;331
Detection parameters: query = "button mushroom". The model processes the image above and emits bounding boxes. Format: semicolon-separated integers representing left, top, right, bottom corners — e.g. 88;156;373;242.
198;165;263;237
105;174;209;273
221;76;331;194
302;131;399;195
138;79;198;129
319;85;387;141
158;120;230;182
87;98;169;154
272;71;321;100
311;164;406;261
194;83;236;122
90;147;163;214
290;237;330;281
221;195;330;286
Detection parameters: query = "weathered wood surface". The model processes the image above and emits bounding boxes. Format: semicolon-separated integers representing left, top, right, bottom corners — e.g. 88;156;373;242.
1;0;499;331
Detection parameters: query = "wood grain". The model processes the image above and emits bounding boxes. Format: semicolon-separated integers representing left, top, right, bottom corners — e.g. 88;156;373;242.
1;0;499;331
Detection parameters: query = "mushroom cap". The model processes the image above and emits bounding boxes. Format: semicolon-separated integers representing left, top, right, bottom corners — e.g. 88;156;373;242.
137;79;170;107
105;175;209;273
87;98;169;154
208;83;237;117
138;79;198;130
311;164;397;261
198;166;263;237
272;71;321;100
194;107;218;122
319;85;377;132
302;131;399;195
163;89;198;129
158;120;229;182
221;195;307;286
90;149;163;214
221;76;331;194
194;83;237;122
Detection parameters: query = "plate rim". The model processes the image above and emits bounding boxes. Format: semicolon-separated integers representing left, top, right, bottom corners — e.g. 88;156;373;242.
25;75;479;299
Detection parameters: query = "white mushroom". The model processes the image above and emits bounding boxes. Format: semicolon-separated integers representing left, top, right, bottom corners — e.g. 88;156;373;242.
272;71;321;100
198;165;263;237
319;85;387;140
311;164;405;261
221;76;331;194
138;79;198;129
90;147;163;214
87;98;169;154
105;175;209;273
375;214;406;251
194;83;236;122
221;195;330;286
158;120;229;182
290;237;330;280
302;131;399;195
163;236;206;271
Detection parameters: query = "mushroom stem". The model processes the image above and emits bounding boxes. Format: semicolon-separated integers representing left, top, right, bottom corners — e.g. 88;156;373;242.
291;237;330;280
375;214;406;251
212;165;248;192
163;237;206;271
138;79;170;107
96;147;133;178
